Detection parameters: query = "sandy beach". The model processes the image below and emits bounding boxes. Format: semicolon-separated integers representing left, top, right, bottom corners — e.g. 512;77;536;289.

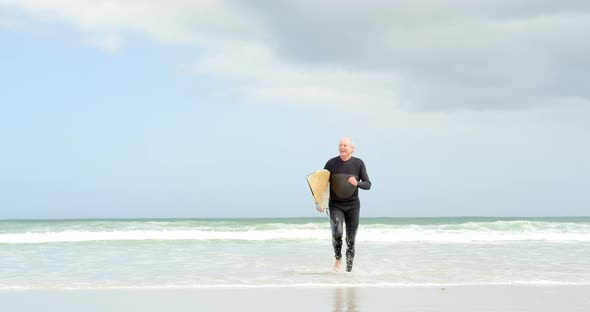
2;285;589;312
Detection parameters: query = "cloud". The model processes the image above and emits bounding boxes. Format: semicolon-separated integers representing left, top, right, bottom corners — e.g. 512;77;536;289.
1;0;589;112
84;32;123;52
241;1;590;111
192;41;403;114
0;14;19;30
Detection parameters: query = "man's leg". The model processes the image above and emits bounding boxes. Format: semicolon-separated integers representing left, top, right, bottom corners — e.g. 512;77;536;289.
329;207;345;272
344;207;360;272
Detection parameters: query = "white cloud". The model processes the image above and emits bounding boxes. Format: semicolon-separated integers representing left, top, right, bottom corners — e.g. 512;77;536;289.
1;0;589;113
193;41;403;114
0;15;19;30
84;32;123;53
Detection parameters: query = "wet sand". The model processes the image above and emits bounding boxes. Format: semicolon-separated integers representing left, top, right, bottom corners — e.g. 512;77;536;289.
2;285;590;311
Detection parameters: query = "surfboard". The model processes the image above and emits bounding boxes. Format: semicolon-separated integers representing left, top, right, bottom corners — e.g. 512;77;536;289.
306;169;330;212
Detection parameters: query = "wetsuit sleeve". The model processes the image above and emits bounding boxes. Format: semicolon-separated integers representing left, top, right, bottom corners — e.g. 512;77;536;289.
357;160;371;190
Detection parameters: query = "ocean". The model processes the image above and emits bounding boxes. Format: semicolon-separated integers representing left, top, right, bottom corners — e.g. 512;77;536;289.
1;217;589;290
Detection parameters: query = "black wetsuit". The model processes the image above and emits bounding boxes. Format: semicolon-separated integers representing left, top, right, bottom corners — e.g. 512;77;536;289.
324;156;371;272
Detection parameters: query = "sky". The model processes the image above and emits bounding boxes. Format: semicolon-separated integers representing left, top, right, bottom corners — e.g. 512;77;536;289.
1;1;589;219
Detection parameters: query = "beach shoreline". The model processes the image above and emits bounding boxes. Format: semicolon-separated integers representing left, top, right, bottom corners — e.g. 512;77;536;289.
2;285;589;311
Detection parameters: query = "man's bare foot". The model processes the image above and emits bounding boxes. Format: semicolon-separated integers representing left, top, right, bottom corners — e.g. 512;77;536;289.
333;259;342;272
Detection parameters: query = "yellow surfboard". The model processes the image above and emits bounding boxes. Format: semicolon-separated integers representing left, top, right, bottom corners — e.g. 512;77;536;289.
306;169;330;212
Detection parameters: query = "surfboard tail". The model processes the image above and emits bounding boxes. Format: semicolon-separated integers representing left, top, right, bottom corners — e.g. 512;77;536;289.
306;169;330;212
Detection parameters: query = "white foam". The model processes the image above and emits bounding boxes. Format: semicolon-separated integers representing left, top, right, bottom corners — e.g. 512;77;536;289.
2;221;589;244
357;228;590;243
0;229;329;244
1;227;589;244
2;281;590;291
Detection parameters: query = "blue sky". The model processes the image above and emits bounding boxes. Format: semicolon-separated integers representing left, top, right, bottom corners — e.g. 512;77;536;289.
1;1;589;219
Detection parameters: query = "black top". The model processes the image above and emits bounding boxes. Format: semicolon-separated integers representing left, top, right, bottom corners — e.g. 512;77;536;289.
324;156;371;209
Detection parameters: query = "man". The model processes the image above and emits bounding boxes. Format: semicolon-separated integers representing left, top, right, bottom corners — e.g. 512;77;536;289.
322;137;371;272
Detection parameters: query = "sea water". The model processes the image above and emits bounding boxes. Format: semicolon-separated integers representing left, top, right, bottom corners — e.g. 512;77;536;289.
1;217;589;289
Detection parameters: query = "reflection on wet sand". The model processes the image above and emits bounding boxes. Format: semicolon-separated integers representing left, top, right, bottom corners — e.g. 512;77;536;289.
333;287;358;312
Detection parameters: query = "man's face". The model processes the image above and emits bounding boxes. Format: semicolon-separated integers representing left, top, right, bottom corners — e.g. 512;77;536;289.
339;139;354;159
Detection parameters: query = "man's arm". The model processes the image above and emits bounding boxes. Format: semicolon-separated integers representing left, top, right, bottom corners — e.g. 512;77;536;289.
357;161;371;190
